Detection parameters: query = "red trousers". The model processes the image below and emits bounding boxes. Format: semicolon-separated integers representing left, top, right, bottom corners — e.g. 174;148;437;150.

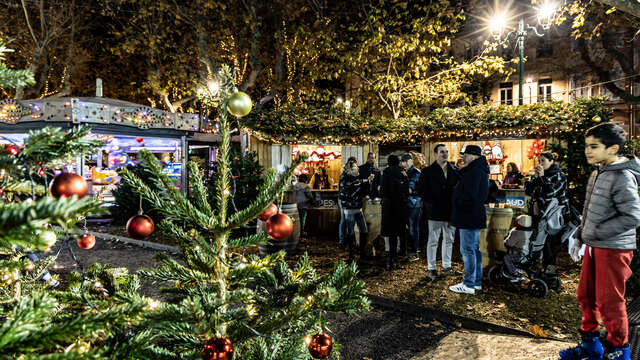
578;246;634;347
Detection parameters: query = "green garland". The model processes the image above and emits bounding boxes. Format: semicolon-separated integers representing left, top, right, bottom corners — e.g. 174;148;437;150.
241;97;613;144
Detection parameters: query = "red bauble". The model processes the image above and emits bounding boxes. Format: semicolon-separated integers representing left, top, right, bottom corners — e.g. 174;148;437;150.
126;215;154;240
265;213;293;241
307;333;333;359
202;336;234;360
258;203;278;221
77;233;96;250
50;173;88;199
6;145;19;156
135;137;144;143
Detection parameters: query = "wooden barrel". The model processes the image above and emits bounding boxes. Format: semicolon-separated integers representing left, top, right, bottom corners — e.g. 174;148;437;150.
480;207;513;269
257;203;300;256
306;207;340;236
355;199;382;252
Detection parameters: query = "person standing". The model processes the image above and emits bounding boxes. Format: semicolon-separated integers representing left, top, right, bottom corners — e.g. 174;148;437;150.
419;144;460;280
381;155;409;269
310;166;331;190
359;152;381;198
292;173;314;237
503;162;524;186
339;158;374;262
560;123;640;360
400;154;422;262
524;152;568;275
449;145;488;295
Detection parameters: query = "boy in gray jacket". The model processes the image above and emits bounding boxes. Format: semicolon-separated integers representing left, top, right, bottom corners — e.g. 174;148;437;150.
560;123;640;360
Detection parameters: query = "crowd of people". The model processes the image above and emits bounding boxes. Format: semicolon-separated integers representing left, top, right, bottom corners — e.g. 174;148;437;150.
329;123;639;360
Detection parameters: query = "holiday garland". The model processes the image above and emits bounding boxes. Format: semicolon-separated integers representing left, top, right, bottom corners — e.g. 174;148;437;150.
241;97;613;144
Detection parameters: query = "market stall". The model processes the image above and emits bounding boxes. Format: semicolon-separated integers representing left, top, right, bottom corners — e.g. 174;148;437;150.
0;96;228;200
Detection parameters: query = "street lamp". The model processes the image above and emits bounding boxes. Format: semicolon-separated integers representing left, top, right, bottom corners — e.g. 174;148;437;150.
489;2;557;105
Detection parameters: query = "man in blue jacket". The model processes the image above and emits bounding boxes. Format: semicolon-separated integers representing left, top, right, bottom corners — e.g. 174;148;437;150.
401;154;422;261
449;145;489;295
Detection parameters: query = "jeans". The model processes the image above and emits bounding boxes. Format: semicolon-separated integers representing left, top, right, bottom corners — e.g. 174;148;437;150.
343;209;367;238
408;207;422;253
338;200;345;244
298;208;308;236
427;220;455;271
459;229;482;288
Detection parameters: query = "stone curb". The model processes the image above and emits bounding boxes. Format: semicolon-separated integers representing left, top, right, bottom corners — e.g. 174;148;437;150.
367;294;566;342
91;231;180;254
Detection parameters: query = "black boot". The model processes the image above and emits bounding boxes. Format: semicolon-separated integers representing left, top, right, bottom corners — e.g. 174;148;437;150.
359;233;369;259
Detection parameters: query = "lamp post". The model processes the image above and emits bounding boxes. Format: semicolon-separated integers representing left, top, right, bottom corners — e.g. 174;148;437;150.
490;3;556;105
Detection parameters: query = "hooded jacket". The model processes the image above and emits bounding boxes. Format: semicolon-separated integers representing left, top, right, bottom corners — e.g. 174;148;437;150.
452;156;490;229
577;155;640;250
339;171;368;210
292;182;314;210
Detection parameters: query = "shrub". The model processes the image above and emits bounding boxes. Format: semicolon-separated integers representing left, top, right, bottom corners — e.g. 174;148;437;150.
110;161;164;225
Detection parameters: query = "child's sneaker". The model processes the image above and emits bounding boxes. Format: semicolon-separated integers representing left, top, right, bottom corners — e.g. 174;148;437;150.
604;343;630;360
559;335;603;360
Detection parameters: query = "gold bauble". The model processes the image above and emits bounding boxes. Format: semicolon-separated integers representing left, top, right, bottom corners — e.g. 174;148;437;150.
592;115;602;123
227;92;252;117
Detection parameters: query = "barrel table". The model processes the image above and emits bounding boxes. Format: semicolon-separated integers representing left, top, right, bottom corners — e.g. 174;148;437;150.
479;206;514;270
355;198;382;255
257;203;300;256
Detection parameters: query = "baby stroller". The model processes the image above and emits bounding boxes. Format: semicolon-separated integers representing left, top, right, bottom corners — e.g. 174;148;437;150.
488;210;563;298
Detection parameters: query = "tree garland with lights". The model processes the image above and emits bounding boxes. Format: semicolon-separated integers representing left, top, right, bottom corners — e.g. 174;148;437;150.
121;65;369;359
241;97;613;144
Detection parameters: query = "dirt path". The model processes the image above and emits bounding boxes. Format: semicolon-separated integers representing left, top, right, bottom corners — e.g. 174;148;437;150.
416;330;571;360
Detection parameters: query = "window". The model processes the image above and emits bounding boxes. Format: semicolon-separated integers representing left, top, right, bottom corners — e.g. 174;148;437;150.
500;82;513;105
536;36;553;58
538;78;552;102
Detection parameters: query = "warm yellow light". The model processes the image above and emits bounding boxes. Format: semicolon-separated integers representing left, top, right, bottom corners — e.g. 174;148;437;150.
207;80;220;94
537;2;556;29
489;13;507;39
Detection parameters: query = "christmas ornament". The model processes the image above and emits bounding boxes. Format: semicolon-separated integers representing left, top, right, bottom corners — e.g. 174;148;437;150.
202;336;234;360
38;230;57;248
265;213;293;241
77;233;96;250
227;92;252;117
126;215;154;240
50;173;89;199
258;203;278;221
592;115;602;123
307;333;333;359
136;137;144;143
6;144;19;156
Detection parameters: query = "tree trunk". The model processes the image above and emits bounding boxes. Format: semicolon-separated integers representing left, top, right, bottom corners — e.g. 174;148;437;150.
240;0;262;91
593;0;640;18
576;37;640;104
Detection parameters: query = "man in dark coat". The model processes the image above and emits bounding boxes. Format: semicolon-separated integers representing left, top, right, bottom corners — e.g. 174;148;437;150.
381;154;409;269
418;144;460;280
359;152;382;198
449;145;489;295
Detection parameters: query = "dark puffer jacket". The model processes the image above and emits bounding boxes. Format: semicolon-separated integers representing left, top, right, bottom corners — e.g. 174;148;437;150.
451;156;489;229
406;166;422;208
577;156;640;250
339;172;367;210
524;163;568;212
380;165;409;236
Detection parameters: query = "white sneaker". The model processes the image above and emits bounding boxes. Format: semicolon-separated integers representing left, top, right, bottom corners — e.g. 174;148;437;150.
449;282;475;295
474;285;482;290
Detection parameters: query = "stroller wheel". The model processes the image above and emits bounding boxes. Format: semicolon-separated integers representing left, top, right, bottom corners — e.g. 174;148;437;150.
546;276;561;291
488;265;503;284
528;279;549;298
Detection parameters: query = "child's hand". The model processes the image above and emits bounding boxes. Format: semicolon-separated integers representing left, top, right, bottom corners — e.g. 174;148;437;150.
569;237;583;262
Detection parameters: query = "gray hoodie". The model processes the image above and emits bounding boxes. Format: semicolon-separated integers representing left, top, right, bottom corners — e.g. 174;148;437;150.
577;155;640;250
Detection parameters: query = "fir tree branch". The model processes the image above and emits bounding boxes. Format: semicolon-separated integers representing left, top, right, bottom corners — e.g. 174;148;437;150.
187;161;213;217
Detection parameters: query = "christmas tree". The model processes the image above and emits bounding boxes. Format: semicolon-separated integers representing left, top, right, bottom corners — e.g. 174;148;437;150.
121;65;369;359
0;125;154;359
0;39;35;89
